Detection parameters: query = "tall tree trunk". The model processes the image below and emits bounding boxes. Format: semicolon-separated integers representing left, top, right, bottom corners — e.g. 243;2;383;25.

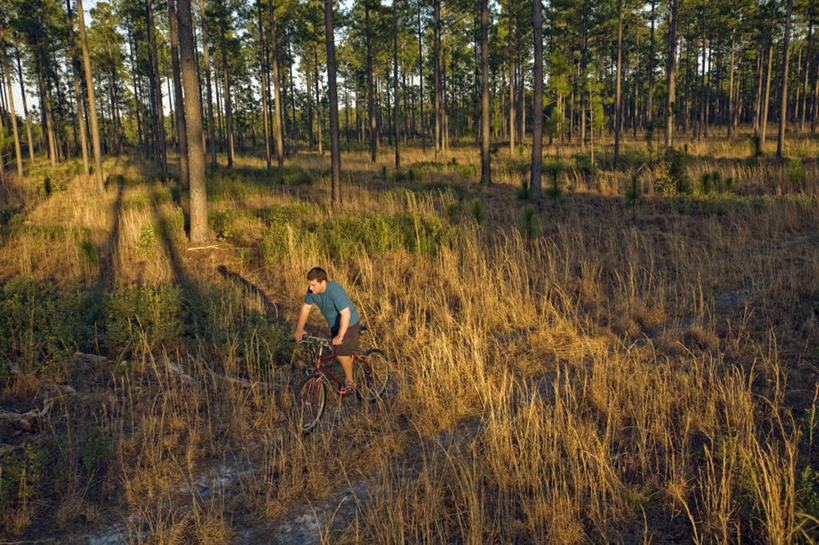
76;0;104;191
417;2;425;153
198;0;217;170
65;0;89;175
665;0;678;148
218;2;235;167
393;0;400;169
508;0;515;155
0;40;23;177
777;0;793;158
314;46;323;155
146;0;167;173
801;0;814;132
169;0;189;186
479;0;491;185
728;28;735;139
323;0;341;205
648;0;656;124
614;0;623;168
269;0;284;166
256;0;271;168
14;47;35;162
36;59;57;166
178;0;207;243
433;0;441;159
761;39;773;147
366;2;376;162
530;0;542;199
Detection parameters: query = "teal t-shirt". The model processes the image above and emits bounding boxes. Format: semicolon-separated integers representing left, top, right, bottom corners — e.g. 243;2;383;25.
304;281;360;334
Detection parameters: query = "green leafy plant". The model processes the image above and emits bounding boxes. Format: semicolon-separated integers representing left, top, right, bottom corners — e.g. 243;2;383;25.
517;205;541;241
516;178;531;202
470;198;484;224
625;165;646;221
137;223;156;255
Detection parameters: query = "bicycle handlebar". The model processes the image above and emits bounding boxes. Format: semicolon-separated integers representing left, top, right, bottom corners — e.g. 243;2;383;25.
300;334;332;347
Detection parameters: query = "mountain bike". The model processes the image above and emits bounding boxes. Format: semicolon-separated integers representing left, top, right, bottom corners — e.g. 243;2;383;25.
295;330;389;432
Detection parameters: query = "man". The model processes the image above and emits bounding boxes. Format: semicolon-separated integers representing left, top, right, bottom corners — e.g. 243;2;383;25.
294;267;361;394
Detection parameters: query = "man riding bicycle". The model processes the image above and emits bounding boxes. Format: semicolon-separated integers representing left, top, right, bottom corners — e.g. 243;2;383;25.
294;267;360;395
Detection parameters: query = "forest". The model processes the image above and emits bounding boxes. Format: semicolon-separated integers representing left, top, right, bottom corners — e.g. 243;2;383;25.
0;0;818;543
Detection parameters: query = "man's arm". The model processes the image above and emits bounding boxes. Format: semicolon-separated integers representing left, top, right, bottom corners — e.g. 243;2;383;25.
294;303;312;341
332;307;351;345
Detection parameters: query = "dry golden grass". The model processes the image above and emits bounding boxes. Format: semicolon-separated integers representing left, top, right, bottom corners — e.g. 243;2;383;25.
0;136;817;543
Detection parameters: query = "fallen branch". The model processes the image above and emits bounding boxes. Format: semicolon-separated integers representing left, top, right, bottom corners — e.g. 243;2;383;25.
0;399;54;431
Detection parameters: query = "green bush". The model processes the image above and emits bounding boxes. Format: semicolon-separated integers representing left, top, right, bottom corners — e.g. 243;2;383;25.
209;208;239;240
787;158;805;190
105;285;184;353
137;223;156;255
517;206;541;241
0;280;88;380
0;442;44;527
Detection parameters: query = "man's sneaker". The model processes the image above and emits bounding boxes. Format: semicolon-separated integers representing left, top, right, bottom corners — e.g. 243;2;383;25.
338;381;356;395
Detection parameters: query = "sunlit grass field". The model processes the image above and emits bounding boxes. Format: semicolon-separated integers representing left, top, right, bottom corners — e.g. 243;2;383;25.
0;133;817;544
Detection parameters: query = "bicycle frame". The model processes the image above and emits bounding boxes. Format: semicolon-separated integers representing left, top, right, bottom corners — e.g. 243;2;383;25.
308;352;371;391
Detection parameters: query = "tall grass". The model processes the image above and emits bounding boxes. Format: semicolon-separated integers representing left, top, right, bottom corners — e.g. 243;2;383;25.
0;145;817;543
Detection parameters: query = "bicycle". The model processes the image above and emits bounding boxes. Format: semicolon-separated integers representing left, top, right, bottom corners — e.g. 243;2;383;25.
294;329;389;432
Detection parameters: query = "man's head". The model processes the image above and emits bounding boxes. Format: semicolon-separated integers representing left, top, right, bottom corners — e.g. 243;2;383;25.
307;267;328;294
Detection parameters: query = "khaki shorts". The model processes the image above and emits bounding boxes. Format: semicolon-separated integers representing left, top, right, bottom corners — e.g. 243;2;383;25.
331;322;360;356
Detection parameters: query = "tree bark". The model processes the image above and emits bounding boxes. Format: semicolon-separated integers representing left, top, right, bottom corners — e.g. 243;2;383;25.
434;0;441;159
530;0;542;199
198;0;217;170
665;0;678;148
314;46;323;155
269;0;284;166
761;39;773;147
323;0;341;205
146;0;167;173
777;0;793;158
14;47;35;162
479;0;491;185
169;0;189;186
177;0;208;243
65;0;89;175
0;41;22;177
393;0;400;169
218;0;235;167
256;0;271;169
418;2;425;153
614;0;623;168
508;0;515;155
366;2;376;162
76;0;104;191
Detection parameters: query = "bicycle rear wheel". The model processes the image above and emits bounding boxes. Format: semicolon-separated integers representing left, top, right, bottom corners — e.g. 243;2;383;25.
295;376;326;432
355;349;389;402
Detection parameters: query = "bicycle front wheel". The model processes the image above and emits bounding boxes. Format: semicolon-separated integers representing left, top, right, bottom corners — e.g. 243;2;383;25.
356;349;389;402
296;376;326;432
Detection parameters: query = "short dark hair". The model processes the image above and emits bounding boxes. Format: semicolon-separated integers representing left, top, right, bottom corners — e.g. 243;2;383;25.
307;267;327;282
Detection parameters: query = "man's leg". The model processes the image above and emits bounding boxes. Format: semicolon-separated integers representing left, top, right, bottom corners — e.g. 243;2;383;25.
338;355;354;384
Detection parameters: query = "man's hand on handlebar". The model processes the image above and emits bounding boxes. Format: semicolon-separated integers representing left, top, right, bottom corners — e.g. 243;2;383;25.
295;328;306;342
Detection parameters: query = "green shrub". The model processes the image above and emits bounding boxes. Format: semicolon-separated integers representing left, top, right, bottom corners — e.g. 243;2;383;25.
209;208;238;240
78;239;99;265
137;223;156;255
105;285;184;353
517;206;541;241
446;201;462;223
787;158;805;190
516;179;531;202
0;442;44;527
0;280;87;379
470;198;484;224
